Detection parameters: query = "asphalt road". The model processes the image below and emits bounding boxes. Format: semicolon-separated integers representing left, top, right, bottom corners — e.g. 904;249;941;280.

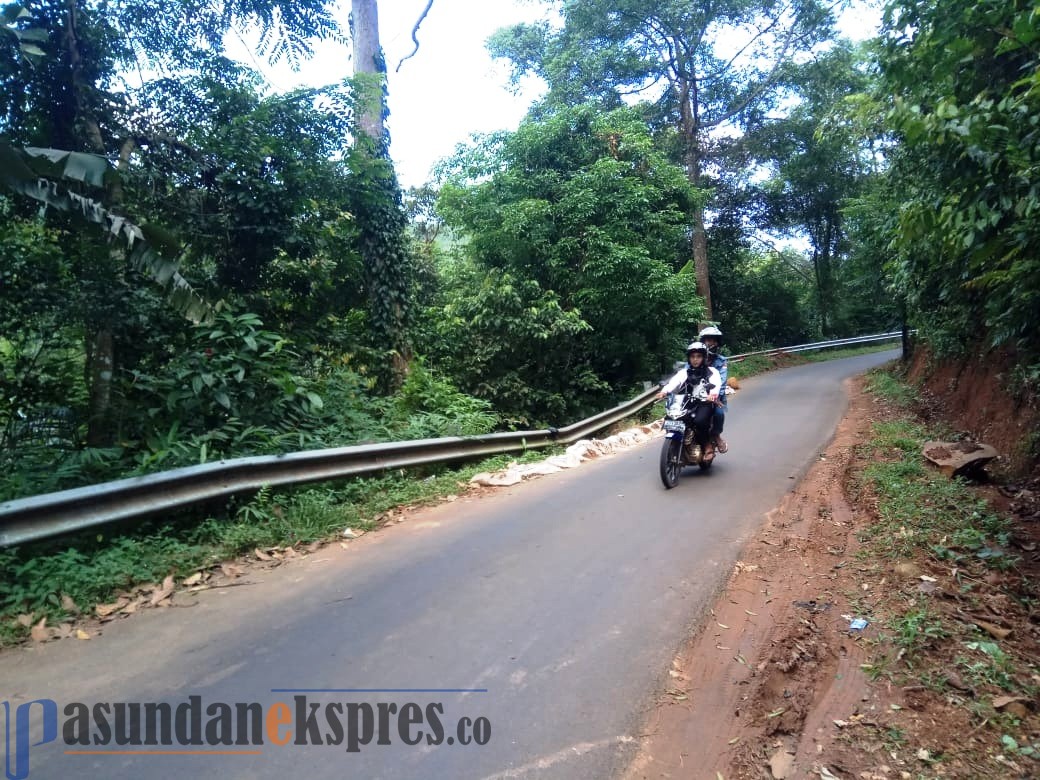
0;350;898;780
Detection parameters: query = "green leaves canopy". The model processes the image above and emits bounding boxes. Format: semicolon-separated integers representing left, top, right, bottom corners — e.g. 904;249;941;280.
878;0;1040;360
0;142;213;323
434;104;704;419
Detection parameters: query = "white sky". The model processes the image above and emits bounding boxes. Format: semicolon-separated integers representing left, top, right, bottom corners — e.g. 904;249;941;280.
228;1;882;190
229;1;550;189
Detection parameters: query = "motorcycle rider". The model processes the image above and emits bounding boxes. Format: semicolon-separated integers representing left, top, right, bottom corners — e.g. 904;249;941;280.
656;342;721;462
698;325;729;454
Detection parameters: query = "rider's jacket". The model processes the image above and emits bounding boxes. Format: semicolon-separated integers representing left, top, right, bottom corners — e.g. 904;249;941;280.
711;354;728;407
660;364;722;398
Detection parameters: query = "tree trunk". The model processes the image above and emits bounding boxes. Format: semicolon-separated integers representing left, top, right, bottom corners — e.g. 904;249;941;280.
678;74;712;320
85;329;114;447
351;0;385;146
68;0;117;446
351;0;412;387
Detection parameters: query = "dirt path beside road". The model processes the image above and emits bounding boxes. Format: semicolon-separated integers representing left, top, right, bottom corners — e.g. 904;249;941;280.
623;373;1040;779
625;376;879;779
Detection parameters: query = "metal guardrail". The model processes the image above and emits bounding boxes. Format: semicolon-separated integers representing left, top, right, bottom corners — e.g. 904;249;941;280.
0;331;904;548
0;388;659;548
727;331;904;361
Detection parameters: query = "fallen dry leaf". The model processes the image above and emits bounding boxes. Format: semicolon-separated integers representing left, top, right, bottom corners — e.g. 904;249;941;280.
973;619;1011;640
75;629;91;640
150;575;175;606
30;617;49;642
220;563;244;579
96;598;130;617
182;572;203;586
16;613;34;628
61;594;79;614
769;747;795;779
992;695;1030;710
254;548;272;561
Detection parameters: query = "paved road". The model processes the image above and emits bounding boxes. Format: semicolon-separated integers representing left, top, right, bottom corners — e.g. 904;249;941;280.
0;351;897;780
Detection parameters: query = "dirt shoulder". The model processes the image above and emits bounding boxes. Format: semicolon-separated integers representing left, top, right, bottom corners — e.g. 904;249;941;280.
623;373;1040;779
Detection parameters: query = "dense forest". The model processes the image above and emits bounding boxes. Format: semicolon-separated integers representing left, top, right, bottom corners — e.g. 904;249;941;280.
1;0;1037;503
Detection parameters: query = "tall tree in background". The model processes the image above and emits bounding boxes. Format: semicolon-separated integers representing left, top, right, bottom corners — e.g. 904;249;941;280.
756;43;875;335
489;0;837;319
349;0;414;387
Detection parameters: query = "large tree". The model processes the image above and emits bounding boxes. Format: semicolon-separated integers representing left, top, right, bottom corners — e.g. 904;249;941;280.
755;43;877;334
489;0;838;318
348;0;414;388
435;104;702;418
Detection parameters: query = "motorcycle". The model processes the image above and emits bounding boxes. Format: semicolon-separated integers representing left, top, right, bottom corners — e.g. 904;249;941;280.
659;387;717;489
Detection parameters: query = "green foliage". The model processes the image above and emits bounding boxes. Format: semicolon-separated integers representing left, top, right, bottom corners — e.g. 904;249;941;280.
490;0;839;319
877;0;1040;364
890;608;948;657
755;43;897;337
959;640;1016;692
865;369;916;408
709;241;815;350
346;141;416;388
0;143;213;322
391;361;498;438
129;311;321;432
0;212;82;436
435;104;702;420
857;381;1011;566
418;261;596;425
0;527;212;639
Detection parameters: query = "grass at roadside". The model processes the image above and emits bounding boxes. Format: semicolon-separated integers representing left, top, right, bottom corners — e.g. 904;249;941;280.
851;368;1040;770
0;446;561;646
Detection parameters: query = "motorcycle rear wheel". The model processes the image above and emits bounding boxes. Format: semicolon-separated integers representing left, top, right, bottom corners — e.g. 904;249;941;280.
660;437;683;489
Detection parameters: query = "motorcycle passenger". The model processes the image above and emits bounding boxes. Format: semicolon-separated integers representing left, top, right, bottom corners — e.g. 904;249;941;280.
698;325;729;453
656;342;721;462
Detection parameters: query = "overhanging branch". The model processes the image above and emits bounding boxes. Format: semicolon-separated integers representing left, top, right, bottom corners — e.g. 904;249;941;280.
396;0;435;72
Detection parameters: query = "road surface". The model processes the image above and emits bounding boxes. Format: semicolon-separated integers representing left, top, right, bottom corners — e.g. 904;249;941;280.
0;350;898;780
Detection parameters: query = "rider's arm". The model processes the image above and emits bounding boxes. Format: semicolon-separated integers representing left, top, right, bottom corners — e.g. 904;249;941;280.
707;367;722;401
659;367;687;395
716;358;728;390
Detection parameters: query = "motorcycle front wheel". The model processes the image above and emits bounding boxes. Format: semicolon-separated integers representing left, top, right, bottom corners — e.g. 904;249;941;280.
659;436;683;489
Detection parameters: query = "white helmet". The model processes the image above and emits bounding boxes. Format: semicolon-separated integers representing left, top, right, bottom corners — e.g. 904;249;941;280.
698;325;723;340
698;325;723;358
686;341;708;356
